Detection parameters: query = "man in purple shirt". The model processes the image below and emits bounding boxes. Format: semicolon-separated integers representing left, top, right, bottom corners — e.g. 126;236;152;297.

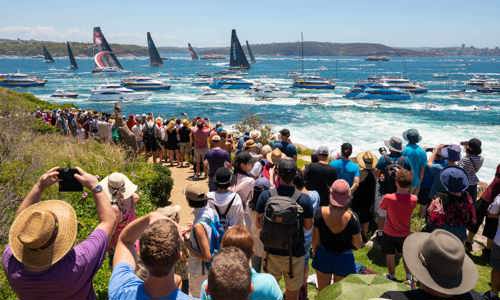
204;135;231;191
2;166;116;300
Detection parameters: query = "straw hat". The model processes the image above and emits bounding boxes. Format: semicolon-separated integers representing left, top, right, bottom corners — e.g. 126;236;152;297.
8;200;78;269
244;139;257;150
99;172;138;201
266;148;286;165
356;151;378;170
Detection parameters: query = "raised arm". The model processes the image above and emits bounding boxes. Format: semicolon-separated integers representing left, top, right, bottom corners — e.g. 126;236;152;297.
16;166;60;215
74;167;116;237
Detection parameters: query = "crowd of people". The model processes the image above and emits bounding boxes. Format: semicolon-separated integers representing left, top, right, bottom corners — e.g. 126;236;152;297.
5;109;498;300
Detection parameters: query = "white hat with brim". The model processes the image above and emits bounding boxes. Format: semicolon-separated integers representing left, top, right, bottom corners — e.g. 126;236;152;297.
403;230;478;296
99;172;138;201
8;200;78;269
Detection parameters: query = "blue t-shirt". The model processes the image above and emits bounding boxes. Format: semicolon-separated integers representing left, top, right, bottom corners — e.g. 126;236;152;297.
402;144;428;188
329;159;360;187
204;148;230;177
199;268;283;300
109;263;193;300
272;141;297;158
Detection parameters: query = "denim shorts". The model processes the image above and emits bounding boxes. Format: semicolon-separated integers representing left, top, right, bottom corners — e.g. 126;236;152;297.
312;245;356;276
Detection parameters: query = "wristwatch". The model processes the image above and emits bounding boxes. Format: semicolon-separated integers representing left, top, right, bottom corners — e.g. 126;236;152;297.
92;184;103;194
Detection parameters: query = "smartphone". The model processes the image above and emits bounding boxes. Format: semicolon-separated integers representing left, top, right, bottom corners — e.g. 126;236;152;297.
58;168;83;192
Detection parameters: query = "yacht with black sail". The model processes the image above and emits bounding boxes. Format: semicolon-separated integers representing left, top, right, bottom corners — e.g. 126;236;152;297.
147;32;163;67
188;43;199;60
246;41;256;64
66;42;78;70
42;45;55;63
92;27;129;74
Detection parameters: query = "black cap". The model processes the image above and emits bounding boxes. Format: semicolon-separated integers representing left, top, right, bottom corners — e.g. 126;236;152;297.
278;159;297;175
215;167;232;185
279;128;290;137
467;138;482;155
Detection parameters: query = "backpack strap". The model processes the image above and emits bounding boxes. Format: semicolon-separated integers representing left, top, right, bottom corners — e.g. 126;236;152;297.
290;189;302;203
214;194;237;220
269;188;278;197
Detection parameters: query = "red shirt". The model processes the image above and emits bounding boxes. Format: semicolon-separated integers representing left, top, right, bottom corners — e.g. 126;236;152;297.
380;193;417;237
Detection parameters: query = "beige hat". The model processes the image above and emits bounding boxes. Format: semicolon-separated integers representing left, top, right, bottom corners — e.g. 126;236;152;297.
266;148;286;165
8;200;78;269
244;139;257;150
250;130;261;140
156;205;182;221
211;135;222;142
99;172;138;201
261;145;272;156
356;151;378;170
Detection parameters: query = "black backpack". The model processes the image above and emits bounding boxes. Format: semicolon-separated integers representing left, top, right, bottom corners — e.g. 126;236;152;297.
249;179;269;210
210;194;237;231
379;155;406;195
143;123;156;142
260;188;304;278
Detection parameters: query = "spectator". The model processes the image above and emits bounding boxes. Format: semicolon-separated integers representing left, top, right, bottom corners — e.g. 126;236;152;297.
272;128;298;160
256;159;314;300
204;135;231;191
381;229;480;300
303;146;338;206
263;148;286;188
484;193;500;300
458;138;484;202
427;144;461;204
178;119;192;167
2;167;116;300
379;169;417;281
192;119;211;179
164;120;181;167
208;167;245;228
352;151;378;239
311;179;363;291
206;247;252;300
200;226;283;300
143;114;161;163
401;129;427;195
109;213;190;300
248;177;270;273
231;151;256;227
426;166;476;242
131;118;144;152
329;143;360;192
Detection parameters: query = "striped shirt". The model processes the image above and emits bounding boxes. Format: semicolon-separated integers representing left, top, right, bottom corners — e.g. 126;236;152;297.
458;155;484;185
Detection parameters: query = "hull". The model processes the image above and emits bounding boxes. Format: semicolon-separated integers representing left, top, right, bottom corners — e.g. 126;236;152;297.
122;84;171;91
89;91;152;101
51;94;78;99
345;91;410;101
292;82;335;89
210;82;252;89
0;81;46;87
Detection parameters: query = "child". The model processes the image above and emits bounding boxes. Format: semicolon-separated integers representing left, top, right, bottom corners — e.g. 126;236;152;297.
379;168;417;281
208;167;245;228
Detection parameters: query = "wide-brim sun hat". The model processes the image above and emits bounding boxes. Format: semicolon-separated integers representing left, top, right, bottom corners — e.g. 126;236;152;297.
403;229;478;296
329;179;351;208
440;166;469;193
99;172;138;201
185;184;209;208
356;151;378;170
156;205;182;220
266;148;286;165
250;130;261;140
384;137;403;153
9;200;78;269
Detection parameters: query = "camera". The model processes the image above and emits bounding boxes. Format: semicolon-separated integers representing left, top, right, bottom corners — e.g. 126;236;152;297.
58;168;83;192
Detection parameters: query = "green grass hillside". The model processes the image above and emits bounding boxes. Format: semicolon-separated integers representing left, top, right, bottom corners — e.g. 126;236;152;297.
0;88;172;299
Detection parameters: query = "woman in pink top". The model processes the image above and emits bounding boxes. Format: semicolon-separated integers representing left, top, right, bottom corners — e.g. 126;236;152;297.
98;172;140;261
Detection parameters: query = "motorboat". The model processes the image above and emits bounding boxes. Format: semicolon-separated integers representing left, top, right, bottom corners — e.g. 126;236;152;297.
192;77;213;86
121;76;171;91
292;76;335;89
92;66;131;74
432;73;448;79
0;73;47;87
477;82;500;93
467;75;493;88
251;83;292;98
201;54;226;60
345;82;411;100
368;76;427;94
299;96;329;105
201;88;217;96
209;75;253;89
366;56;390;61
89;84;152;101
50;89;78;98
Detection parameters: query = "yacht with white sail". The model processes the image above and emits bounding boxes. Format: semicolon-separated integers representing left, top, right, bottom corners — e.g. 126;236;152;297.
92;27;127;74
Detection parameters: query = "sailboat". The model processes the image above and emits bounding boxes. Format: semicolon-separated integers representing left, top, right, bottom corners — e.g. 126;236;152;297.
42;45;55;63
188;43;199;60
245;41;256;64
147;32;163;67
292;33;335;89
229;29;250;70
92;27;126;74
66;42;78;70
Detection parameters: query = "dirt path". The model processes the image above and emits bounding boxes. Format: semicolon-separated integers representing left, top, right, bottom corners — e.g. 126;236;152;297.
167;165;206;227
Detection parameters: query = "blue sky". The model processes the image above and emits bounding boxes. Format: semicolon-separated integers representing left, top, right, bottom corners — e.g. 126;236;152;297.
2;0;500;48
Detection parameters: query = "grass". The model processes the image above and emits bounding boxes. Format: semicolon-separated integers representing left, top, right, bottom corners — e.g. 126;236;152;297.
0;88;172;299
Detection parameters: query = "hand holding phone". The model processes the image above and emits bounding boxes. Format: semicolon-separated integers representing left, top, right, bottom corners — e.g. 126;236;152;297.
58;168;83;192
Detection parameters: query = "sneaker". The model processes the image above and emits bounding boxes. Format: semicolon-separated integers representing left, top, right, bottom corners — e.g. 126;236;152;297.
483;291;500;300
386;274;397;281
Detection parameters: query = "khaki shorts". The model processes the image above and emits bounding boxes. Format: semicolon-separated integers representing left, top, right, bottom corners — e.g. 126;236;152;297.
265;254;305;292
194;148;208;164
179;143;191;156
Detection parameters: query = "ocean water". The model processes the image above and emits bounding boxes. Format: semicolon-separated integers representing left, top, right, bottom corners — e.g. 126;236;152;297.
1;55;499;180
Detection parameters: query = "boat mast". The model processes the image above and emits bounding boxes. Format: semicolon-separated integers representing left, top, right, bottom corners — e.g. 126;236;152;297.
300;32;304;74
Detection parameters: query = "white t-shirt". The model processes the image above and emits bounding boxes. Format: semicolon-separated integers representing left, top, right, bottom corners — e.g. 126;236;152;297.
131;124;143;142
190;206;217;253
207;191;245;227
488;194;500;246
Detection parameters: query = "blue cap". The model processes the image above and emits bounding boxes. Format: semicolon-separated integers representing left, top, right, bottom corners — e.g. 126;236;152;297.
441;144;461;162
440;166;469;193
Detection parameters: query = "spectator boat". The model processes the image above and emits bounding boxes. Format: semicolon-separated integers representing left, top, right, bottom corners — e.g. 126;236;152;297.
121;76;171;91
209;75;252;89
345;82;411;100
477;82;500;93
366;56;390;61
89;84;152;101
0;73;47;87
368;76;427;94
51;89;79;98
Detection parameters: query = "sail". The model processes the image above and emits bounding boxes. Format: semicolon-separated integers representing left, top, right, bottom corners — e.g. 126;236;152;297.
229;29;250;69
66;42;78;70
246;41;256;64
147;32;163;66
188;43;199;60
42;45;54;63
93;27;123;69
